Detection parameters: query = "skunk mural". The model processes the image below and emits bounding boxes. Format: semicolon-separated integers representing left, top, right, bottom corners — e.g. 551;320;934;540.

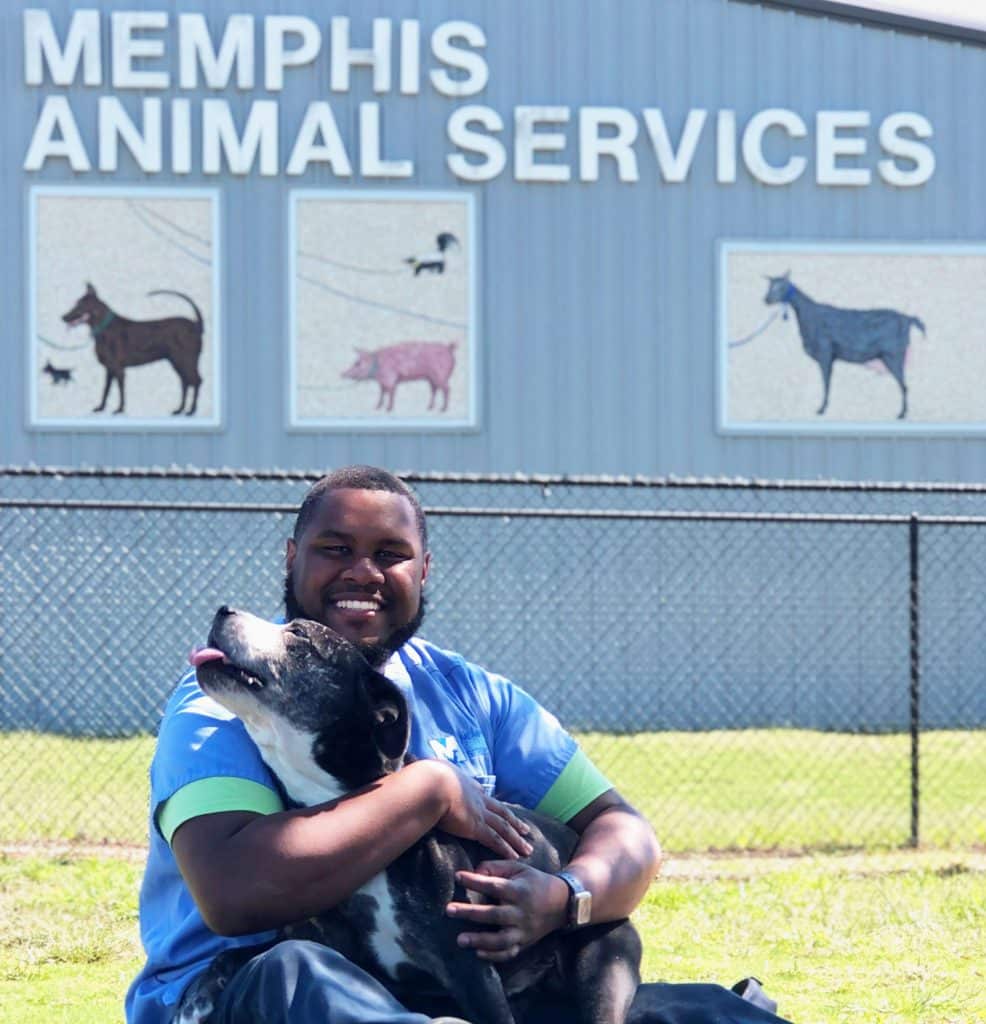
405;232;459;276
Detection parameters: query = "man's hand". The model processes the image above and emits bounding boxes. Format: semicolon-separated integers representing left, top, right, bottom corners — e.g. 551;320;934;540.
444;794;661;964
433;764;533;861
445;861;570;961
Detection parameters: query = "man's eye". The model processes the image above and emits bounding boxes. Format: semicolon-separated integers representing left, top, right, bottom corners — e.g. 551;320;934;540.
320;545;350;556
377;550;406;563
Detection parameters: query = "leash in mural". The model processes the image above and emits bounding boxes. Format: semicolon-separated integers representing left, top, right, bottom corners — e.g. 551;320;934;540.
126;201;212;268
299;250;405;276
727;308;783;349
130;201;212;249
38;333;90;351
298;380;361;393
299;231;458;278
297;273;467;330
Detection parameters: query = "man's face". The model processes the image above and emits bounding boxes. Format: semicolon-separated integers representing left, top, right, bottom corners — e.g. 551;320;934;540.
284;488;430;662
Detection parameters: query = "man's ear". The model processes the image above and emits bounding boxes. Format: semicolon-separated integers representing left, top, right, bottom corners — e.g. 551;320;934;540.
420;550;431;588
285;537;296;572
364;670;409;762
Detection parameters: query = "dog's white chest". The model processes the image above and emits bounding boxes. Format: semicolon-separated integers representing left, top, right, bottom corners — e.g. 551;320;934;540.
358;873;409;979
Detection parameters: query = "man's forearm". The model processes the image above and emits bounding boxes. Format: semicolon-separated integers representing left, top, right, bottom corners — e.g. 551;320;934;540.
565;803;662;924
176;758;533;936
175;759;454;935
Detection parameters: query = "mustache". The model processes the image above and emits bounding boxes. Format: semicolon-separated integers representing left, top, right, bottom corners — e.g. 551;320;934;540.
282;568;427;666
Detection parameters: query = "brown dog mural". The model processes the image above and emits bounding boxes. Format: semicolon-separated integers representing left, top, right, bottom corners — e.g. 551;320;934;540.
62;283;204;415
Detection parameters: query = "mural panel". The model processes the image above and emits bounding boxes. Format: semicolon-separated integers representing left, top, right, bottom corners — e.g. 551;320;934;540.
720;242;986;434
30;187;220;429
290;191;476;431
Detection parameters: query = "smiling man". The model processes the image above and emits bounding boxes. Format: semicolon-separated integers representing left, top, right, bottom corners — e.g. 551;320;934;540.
126;465;791;1024
282;475;430;659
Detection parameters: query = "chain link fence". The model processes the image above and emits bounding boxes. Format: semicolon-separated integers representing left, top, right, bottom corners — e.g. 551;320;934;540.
2;466;985;853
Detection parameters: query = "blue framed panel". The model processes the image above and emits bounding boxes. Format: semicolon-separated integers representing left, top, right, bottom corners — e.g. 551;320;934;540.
287;189;479;432
28;185;222;431
718;240;986;436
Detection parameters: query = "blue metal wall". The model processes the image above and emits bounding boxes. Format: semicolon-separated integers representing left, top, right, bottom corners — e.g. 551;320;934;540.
4;0;986;480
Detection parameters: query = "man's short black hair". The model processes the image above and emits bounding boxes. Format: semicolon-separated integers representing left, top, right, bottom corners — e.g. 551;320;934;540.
292;465;428;548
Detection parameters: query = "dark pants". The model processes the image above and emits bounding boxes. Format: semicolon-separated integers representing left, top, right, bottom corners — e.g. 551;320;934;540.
210;940;794;1024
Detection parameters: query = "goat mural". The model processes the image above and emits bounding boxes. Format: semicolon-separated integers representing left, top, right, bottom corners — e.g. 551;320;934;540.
764;272;925;420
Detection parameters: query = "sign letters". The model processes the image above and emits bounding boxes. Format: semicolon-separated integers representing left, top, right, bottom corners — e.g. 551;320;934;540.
23;9;935;187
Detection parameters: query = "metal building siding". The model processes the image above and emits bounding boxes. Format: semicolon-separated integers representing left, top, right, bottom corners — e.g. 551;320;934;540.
5;0;985;477
3;9;23;454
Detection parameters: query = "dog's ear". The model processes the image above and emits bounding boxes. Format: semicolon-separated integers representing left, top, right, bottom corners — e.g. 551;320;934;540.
363;669;409;761
86;282;95;294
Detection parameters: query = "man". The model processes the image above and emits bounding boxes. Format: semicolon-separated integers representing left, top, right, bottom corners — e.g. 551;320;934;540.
126;465;791;1024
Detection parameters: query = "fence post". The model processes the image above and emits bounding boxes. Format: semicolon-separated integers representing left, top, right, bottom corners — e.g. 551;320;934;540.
908;514;921;848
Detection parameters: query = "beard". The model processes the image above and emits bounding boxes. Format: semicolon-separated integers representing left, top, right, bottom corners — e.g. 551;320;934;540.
282;569;427;668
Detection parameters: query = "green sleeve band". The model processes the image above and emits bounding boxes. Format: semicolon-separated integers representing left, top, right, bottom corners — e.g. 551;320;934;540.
534;748;613;823
157;777;284;844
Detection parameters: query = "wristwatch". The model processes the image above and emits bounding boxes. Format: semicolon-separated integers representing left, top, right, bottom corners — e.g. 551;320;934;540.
555;870;592;930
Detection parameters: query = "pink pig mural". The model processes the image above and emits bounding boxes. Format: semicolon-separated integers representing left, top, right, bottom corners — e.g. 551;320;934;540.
342;341;457;412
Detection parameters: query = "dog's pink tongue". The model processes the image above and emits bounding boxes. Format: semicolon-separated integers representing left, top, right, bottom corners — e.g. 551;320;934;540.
189;646;228;668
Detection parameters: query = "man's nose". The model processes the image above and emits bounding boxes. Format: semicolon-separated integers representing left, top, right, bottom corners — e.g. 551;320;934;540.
343;556;385;584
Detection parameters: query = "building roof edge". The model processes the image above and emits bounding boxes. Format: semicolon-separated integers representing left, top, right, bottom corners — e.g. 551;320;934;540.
729;0;986;47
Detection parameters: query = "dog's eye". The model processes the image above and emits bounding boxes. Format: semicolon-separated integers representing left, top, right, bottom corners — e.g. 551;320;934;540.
286;624;307;638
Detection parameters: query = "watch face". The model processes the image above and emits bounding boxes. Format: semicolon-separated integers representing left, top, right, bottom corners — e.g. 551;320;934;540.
573;890;592;926
557;870;592;929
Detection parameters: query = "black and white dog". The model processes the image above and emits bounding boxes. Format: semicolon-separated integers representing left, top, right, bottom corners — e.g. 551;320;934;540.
178;607;641;1024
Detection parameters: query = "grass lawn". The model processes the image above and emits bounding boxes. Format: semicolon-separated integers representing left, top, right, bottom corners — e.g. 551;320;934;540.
1;729;984;1021
579;729;986;850
1;847;983;1024
0;734;154;845
0;852;145;1024
643;848;986;1024
2;729;984;851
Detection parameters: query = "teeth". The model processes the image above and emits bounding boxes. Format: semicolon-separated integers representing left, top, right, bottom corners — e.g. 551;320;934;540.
335;600;378;611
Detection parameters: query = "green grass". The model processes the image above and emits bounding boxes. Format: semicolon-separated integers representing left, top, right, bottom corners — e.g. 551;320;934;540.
1;849;984;1024
639;849;986;1024
0;733;154;845
2;729;985;851
579;729;986;850
3;729;984;1021
0;853;145;1024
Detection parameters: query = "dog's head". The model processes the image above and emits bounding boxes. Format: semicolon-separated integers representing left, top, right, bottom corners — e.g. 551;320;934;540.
763;271;792;305
191;607;410;804
62;283;104;326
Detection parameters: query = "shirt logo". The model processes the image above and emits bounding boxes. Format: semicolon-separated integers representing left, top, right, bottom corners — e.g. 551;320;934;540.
429;736;465;763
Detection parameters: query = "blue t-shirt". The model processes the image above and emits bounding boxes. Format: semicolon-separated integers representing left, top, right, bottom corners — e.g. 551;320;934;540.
125;637;606;1024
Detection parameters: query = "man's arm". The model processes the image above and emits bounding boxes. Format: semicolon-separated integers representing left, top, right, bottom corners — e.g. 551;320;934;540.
447;788;661;961
172;759;533;936
562;789;662;922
